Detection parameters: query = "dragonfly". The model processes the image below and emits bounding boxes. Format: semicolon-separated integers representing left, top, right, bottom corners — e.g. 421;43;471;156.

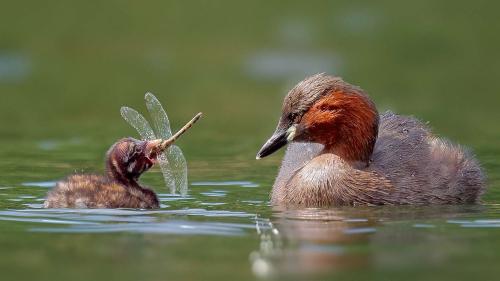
120;93;198;196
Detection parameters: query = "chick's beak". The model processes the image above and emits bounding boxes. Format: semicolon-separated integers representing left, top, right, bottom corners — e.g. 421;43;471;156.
145;139;165;159
256;125;296;159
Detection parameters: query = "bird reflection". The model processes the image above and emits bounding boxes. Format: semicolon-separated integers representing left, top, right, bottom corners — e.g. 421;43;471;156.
250;207;376;278
250;205;485;279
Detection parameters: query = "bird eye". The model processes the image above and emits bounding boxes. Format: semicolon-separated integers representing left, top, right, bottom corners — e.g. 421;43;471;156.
288;112;299;122
134;145;143;155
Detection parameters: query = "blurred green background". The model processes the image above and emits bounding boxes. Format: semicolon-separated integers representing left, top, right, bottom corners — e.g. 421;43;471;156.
1;1;500;281
1;1;499;149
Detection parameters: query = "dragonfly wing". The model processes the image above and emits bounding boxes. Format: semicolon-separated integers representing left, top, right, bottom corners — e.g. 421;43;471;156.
120;107;156;141
144;92;172;138
157;152;176;194
167;145;188;196
145;92;189;195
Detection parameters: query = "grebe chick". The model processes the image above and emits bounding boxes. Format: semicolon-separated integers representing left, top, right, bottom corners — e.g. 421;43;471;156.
44;113;202;209
257;74;485;207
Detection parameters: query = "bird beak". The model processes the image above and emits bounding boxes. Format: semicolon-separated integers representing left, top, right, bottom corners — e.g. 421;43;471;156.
145;138;176;157
145;139;165;157
256;125;296;159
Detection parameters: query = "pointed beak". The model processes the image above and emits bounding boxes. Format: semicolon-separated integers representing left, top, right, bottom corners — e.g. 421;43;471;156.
256;126;296;159
145;139;165;158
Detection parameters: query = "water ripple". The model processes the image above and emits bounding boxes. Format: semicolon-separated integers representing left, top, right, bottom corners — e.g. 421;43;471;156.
192;181;259;188
31;220;252;236
21;181;57;188
0;208;256;236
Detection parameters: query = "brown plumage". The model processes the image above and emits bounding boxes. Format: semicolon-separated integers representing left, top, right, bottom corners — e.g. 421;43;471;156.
257;74;485;207
44;113;202;209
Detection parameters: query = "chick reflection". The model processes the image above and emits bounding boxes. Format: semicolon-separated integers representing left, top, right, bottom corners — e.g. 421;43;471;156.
250;207;378;278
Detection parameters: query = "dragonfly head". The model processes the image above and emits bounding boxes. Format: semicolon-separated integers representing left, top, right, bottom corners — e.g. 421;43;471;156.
106;138;165;183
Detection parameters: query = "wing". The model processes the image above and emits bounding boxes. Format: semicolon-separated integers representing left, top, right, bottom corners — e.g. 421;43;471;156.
166;145;188;196
120;107;156;141
156;146;188;195
144;93;188;194
156;152;176;194
144;92;173;138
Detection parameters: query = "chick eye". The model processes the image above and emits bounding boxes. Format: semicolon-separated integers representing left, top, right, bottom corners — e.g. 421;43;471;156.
134;146;143;154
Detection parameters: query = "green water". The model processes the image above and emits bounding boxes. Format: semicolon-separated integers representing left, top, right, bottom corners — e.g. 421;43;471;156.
1;1;500;280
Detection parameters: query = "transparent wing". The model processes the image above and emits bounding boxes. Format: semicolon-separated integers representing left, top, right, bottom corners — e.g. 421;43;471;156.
144;92;172;138
157;151;176;194
166;145;188;196
156;146;187;195
120;107;156;141
144;92;188;195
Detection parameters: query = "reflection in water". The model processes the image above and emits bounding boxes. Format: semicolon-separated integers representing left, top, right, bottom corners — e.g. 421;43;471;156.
251;208;376;279
249;205;494;279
